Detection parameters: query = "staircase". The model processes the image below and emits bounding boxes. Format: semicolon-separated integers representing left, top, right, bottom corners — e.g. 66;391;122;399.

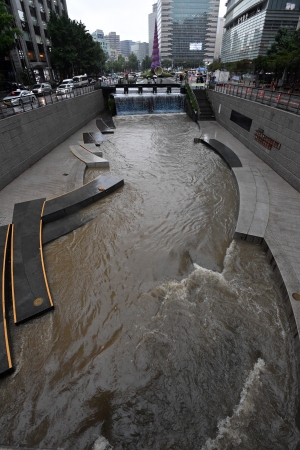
193;89;215;121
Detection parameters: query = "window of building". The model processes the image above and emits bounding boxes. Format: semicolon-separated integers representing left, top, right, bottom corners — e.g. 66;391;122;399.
28;51;36;61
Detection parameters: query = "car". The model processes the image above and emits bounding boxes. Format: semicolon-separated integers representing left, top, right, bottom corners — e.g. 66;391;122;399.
3;90;37;107
73;74;89;87
56;83;74;95
61;78;74;85
31;82;52;96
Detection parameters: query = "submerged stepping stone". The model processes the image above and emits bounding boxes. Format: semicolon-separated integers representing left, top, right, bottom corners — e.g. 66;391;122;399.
96;119;114;134
82;132;95;144
11;199;54;324
78;141;103;157
70;145;109;168
98;113;116;129
0;225;13;376
43;214;93;244
83;131;106;145
42;174;124;223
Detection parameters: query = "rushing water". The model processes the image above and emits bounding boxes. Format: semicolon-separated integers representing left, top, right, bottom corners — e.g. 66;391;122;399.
0;114;299;449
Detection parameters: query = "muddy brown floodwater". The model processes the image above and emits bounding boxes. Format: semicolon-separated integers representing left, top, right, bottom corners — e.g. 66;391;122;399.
0;114;299;450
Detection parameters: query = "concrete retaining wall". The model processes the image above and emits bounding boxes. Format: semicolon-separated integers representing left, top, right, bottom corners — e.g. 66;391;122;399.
0;90;105;190
207;90;300;192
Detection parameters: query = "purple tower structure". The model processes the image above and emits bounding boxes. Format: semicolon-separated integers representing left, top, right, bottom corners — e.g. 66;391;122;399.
151;20;161;73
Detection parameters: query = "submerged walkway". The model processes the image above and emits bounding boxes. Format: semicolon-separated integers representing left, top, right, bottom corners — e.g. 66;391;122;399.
200;121;300;362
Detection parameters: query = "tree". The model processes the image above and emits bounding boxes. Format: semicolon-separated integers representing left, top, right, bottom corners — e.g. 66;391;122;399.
0;0;22;57
161;59;172;69
141;55;151;71
208;59;223;71
47;12;106;77
128;52;138;71
267;27;300;80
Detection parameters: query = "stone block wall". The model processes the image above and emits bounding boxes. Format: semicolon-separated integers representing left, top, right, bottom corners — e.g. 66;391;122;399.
207;90;300;192
0;90;105;190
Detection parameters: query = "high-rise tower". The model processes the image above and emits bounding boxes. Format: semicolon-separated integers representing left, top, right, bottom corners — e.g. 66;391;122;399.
157;0;220;65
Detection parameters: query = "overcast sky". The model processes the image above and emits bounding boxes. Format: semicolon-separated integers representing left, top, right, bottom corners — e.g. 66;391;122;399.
67;0;227;42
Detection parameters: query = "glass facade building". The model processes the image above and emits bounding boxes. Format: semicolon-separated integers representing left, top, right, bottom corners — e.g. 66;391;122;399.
221;0;300;63
157;0;220;64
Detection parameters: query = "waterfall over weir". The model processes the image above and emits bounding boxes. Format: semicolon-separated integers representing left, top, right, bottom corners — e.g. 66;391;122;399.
114;87;186;115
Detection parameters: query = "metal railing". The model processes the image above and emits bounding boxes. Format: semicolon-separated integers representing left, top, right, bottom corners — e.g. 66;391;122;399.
0;84;96;120
213;84;300;115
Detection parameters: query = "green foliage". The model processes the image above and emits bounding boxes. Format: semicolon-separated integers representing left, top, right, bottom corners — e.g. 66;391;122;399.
185;82;198;113
225;59;252;74
0;0;22;56
161;58;172;68
141;55;151;71
128;52;138;71
47;12;106;77
105;55;126;74
208;60;223;71
267;27;300;75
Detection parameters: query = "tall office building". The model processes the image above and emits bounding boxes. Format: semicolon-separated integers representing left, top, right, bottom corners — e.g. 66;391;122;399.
221;0;300;63
105;31;121;56
5;0;68;82
214;17;225;60
131;42;149;63
149;3;157;57
120;40;135;57
91;29;111;59
157;0;220;65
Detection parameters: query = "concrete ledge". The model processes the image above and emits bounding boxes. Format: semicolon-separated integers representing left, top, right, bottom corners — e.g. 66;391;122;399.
70;145;109;168
11;199;54;324
78;141;103;157
233;165;269;243
201;137;269;243
0;225;13;376
42;174;124;223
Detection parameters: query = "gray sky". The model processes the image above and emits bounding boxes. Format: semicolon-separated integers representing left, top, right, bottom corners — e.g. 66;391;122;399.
67;0;227;42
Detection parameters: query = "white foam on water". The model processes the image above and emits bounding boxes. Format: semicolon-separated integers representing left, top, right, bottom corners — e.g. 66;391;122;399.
92;435;114;450
201;358;266;450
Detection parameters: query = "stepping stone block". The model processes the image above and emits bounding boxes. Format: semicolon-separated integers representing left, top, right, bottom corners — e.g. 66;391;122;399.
11;199;54;324
0;225;13;376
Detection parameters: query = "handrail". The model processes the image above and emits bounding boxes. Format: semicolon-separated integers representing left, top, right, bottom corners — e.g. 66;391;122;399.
213;83;300;115
0;84;95;120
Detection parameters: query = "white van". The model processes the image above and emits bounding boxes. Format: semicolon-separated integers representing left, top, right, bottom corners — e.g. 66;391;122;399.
73;75;89;88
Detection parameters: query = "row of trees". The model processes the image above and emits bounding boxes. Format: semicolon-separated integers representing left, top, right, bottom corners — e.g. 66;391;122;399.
47;12;106;78
0;0;22;57
106;53;138;74
209;27;300;84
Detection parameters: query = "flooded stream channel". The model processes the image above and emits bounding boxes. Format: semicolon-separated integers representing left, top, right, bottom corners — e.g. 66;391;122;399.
0;114;299;450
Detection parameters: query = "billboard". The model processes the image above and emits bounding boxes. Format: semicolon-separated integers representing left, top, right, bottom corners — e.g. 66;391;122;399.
189;43;202;51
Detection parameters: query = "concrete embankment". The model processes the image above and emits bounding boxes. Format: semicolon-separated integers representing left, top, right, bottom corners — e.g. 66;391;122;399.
0;89;105;190
207;89;300;192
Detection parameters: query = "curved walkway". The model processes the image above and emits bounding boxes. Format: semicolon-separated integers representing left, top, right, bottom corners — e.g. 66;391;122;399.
200;121;300;363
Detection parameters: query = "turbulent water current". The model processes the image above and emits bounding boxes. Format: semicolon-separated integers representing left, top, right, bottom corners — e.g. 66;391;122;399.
0;114;299;449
